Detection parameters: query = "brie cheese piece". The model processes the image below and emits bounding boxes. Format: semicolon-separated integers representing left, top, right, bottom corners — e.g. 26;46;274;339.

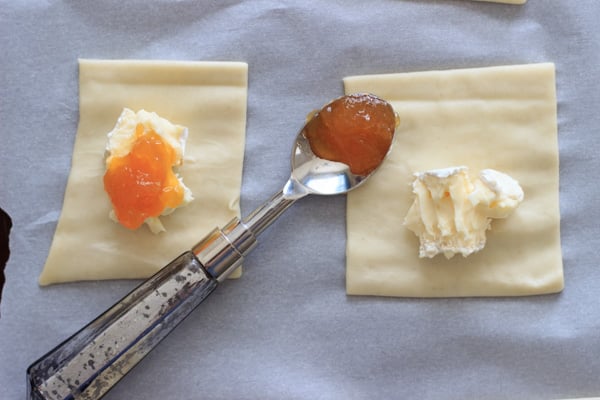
104;108;194;234
404;166;524;259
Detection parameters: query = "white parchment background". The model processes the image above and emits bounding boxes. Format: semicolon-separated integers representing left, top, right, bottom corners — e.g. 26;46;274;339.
1;1;599;399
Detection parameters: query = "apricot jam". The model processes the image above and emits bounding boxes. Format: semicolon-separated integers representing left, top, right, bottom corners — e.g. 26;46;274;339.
304;93;396;176
103;124;184;230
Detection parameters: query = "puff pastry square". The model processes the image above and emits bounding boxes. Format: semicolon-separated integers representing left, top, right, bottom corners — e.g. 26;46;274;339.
39;60;248;285
344;63;563;297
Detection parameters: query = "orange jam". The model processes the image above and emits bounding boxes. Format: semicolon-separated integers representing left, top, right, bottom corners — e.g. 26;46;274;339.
103;124;184;230
304;93;396;176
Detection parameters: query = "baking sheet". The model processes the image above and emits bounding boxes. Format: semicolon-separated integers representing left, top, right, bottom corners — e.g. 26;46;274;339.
1;1;600;399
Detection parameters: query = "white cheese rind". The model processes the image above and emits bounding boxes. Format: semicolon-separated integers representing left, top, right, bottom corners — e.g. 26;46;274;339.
106;108;188;163
474;169;524;218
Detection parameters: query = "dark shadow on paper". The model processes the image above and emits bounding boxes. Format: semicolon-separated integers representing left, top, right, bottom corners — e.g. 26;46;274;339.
0;207;12;317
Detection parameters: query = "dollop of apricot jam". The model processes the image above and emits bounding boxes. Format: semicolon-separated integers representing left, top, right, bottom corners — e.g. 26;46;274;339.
304;93;397;176
103;123;184;230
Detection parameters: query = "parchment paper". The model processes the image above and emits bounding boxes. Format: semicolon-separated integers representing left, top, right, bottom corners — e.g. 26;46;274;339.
1;1;600;399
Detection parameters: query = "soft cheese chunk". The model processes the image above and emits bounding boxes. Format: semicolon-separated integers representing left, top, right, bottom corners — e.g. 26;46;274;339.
106;108;188;163
470;169;525;219
104;108;194;234
404;166;523;259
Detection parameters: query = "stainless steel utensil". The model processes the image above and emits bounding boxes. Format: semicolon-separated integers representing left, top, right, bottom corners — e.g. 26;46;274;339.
27;95;396;400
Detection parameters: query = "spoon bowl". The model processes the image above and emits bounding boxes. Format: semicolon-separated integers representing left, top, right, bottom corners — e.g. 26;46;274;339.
283;128;364;199
284;93;396;199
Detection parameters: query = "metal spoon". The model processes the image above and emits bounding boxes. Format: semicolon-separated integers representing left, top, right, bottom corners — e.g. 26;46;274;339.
26;94;397;400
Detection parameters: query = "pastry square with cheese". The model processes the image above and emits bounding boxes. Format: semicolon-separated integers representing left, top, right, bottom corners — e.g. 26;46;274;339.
39;60;248;285
344;63;563;297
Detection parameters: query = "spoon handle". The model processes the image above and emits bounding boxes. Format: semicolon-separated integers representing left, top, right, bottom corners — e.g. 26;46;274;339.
27;251;217;400
242;190;298;236
27;216;257;400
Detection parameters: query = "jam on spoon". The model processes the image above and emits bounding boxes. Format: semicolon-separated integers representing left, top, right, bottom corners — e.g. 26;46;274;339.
304;93;396;176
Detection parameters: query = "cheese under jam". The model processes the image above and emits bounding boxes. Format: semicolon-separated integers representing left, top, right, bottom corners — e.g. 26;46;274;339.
103;108;193;233
404;166;524;259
